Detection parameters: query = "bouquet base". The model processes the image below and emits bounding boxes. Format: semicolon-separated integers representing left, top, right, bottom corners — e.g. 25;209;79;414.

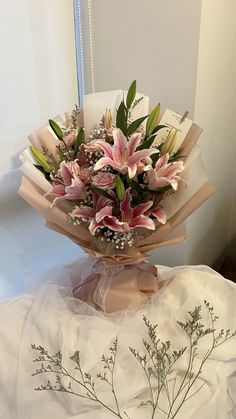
72;257;160;313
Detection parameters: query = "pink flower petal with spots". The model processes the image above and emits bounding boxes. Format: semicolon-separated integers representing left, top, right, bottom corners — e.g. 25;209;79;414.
103;217;130;233
151;207;167;224
96;195;114;209
71;206;95;219
120;190;133;222
132;201;153;218
59;161;74;186
89;219;102;235
65;178;86;199
95;206;113;223
130;215;155;230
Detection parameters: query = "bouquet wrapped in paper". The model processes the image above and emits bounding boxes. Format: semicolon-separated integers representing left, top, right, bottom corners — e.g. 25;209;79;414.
18;81;214;312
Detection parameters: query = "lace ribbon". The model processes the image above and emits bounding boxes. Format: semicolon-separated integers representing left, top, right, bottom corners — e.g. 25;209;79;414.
73;256;158;311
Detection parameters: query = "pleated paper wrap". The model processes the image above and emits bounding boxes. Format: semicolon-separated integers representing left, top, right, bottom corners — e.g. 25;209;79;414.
18;90;215;312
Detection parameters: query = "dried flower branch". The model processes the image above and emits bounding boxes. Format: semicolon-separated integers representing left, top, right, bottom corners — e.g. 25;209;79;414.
32;301;235;418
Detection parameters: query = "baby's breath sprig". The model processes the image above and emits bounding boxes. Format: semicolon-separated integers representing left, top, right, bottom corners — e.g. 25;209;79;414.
101;229;134;250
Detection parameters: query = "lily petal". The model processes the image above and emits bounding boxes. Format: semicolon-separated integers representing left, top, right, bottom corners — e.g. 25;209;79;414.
65;178;86;199
162;161;184;178
151;207;167;224
71;206;95;218
59;161;74;186
96;195;114;209
168;178;179;191
120;190;133;222
95;206;113;223
94;157;121;171
89;219;102;235
128;132;142;155
132;201;153;218
128;164;137;179
130;215;155;230
155;153;169;171
103;217;130;232
92;140;113;159
50;184;66;196
113;128;128;156
127;149;157;166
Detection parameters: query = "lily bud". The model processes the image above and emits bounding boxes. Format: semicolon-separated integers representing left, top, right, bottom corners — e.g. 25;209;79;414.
116;176;125;201
30;146;53;173
103;109;113;130
160;129;178;156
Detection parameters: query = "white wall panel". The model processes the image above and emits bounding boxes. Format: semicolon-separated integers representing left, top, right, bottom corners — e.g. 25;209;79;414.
188;0;236;267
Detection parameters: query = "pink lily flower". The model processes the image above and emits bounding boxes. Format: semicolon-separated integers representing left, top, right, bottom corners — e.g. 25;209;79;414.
70;194;114;234
146;153;184;191
50;160;87;203
145;205;167;224
93;128;158;179
71;190;156;235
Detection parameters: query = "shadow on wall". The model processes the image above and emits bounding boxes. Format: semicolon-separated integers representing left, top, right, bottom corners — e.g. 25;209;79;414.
0;152;84;297
217;236;236;282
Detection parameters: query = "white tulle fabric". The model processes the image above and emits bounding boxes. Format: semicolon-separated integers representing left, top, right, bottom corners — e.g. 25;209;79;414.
0;262;236;418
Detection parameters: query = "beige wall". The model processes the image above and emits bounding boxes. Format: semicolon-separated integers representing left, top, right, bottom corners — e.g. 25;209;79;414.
187;0;236;267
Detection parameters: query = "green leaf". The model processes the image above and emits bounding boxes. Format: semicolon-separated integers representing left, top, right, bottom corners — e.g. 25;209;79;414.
168;148;185;162
90;186;111;199
127;115;148;136
126;80;136;109
49;119;63;140
30;146;53;172
57;146;67;162
150;124;167;137
151;151;160;166
131;180;143;195
34;165;51;181
116;176;125;201
74;128;84;154
112;207;120;217
137;125;166;150
116;101;127;135
125;173;131;185
146;103;160;137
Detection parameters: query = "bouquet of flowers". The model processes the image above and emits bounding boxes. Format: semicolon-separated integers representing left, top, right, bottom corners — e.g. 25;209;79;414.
18;81;214;312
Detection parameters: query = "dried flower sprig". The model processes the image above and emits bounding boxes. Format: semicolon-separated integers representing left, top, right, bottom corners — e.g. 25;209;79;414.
32;301;235;418
32;338;129;418
130;301;236;419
